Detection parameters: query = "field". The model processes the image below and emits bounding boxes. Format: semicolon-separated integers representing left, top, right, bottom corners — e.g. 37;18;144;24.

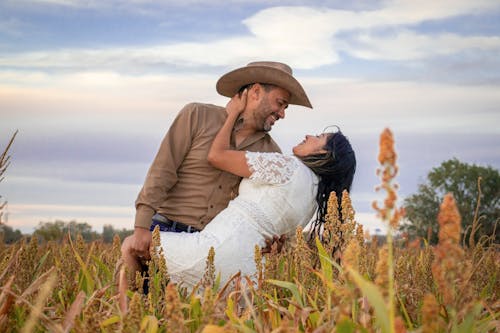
0;129;498;332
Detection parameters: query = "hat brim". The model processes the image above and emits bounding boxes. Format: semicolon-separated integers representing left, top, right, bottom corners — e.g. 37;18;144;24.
216;66;312;108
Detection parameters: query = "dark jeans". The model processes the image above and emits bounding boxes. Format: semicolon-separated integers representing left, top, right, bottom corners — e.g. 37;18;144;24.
142;214;198;294
149;213;199;233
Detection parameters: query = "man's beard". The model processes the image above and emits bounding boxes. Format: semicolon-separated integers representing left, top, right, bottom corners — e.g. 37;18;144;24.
263;118;273;132
258;98;274;132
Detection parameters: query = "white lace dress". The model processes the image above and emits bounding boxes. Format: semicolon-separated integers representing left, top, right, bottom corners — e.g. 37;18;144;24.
159;152;318;287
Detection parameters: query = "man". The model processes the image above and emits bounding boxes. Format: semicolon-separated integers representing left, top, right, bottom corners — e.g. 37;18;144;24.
129;61;312;260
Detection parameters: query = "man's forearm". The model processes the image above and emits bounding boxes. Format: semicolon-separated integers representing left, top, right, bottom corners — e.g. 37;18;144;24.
134;205;155;229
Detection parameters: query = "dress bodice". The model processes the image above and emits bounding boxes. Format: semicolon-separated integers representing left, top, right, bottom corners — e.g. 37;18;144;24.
232;152;319;237
160;152;319;288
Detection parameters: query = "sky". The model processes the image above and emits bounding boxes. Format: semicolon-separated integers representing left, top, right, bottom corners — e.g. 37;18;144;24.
1;0;499;235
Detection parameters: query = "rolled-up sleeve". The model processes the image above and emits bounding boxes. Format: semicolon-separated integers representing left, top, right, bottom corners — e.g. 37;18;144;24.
134;103;198;229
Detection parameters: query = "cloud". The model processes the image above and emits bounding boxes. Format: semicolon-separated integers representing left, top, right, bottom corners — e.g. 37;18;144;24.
11;0;78;6
1;2;499;72
2;71;500;146
0;70;220;139
7;0;341;9
12;0;499;13
345;30;500;61
3;174;138;205
2;73;499;138
0;17;27;37
293;78;500;135
363;0;499;25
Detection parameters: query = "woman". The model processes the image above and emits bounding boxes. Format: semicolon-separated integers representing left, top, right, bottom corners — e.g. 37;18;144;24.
122;90;356;288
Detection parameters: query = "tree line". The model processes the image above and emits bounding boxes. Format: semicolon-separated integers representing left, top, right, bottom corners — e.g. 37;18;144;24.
0;221;133;244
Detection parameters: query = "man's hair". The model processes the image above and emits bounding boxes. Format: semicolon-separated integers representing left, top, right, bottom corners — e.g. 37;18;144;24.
238;83;275;96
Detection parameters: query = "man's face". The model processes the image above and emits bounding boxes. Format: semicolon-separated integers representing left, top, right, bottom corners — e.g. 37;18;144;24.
253;85;290;132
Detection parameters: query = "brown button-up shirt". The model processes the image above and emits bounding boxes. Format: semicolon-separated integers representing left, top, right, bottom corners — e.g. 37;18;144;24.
134;102;281;230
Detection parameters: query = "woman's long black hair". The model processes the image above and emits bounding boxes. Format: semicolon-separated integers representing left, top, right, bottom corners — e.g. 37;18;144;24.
298;129;356;236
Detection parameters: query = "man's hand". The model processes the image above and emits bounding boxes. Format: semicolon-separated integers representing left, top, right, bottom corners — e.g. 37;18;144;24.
262;234;287;254
131;227;152;260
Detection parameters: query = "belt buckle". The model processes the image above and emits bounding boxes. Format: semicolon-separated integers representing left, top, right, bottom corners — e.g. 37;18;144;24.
153;213;168;223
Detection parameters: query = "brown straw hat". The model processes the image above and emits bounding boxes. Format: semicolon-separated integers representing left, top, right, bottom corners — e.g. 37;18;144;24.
216;61;313;108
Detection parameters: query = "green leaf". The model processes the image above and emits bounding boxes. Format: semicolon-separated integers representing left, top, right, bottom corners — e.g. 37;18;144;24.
243;319;255;330
34;250;51;277
140;315;158;333
266;279;304;307
100;315;120;327
92;255;112;283
315;237;333;281
212;272;221;293
347;267;391;333
57;290;66;309
189;296;202;330
69;235;95;295
225;297;237;323
454;303;482;333
336;319;356;333
397;295;413;331
308;311;320;327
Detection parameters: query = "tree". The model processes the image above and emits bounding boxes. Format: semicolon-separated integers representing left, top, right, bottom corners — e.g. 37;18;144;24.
33;221;132;243
102;224;133;243
34;220;99;242
0;224;23;243
400;158;499;244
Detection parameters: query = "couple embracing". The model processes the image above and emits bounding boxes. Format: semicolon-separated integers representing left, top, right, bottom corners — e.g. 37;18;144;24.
120;61;356;289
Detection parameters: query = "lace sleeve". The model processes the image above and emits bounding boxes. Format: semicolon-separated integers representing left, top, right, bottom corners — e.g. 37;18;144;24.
245;152;299;185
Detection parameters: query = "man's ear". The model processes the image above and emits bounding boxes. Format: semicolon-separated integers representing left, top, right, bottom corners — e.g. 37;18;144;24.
249;83;263;101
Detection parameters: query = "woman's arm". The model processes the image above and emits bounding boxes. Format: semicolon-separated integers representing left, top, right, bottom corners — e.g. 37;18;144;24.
207;90;252;178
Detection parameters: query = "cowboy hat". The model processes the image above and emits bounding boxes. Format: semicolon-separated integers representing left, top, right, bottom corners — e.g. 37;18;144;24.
216;61;313;108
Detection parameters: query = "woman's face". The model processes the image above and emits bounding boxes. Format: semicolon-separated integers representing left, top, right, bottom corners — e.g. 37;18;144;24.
293;133;330;157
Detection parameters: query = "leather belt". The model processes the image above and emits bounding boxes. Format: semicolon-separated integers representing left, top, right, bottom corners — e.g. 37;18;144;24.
150;214;199;233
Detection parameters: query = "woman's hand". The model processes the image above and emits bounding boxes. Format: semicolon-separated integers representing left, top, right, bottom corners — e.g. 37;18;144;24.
262;234;287;254
226;89;248;117
208;87;252;178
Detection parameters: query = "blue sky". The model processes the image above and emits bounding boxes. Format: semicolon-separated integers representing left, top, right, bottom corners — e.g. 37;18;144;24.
1;0;499;234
